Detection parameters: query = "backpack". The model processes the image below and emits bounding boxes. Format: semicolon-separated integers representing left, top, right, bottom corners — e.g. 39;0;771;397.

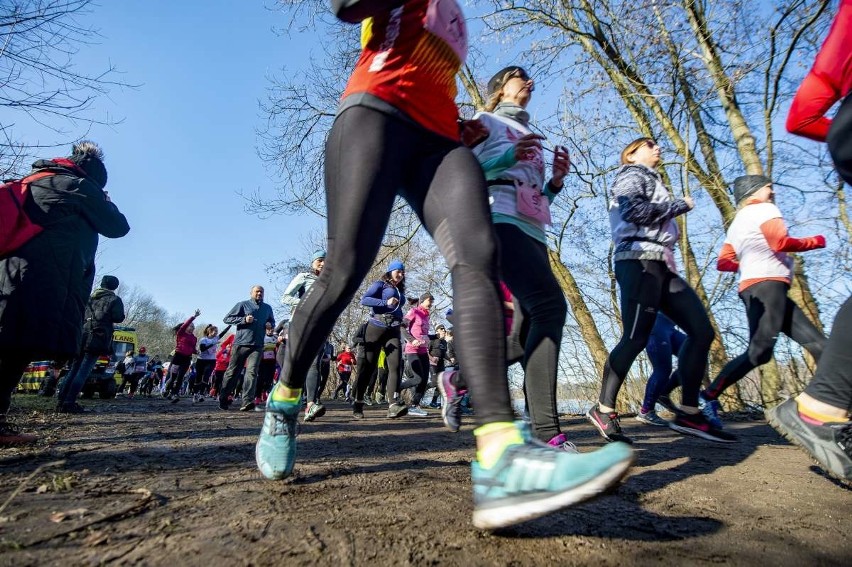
0;171;55;257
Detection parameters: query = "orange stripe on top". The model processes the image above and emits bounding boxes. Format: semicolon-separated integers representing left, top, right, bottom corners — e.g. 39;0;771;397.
342;0;463;141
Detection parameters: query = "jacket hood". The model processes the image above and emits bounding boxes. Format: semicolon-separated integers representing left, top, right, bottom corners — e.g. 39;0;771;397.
91;288;115;299
31;157;107;188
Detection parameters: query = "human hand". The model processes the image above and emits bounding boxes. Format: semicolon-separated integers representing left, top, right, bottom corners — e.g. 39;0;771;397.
514;133;545;161
194;309;201;317
387;297;399;308
683;196;695;210
551;145;570;186
245;314;255;324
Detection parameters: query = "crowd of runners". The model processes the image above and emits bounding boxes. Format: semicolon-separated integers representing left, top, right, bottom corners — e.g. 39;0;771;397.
0;0;850;531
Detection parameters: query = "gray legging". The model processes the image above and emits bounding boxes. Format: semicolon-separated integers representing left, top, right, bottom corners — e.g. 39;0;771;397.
279;103;514;425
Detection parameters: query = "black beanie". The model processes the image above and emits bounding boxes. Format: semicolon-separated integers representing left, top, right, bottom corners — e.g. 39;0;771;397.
733;175;772;203
100;275;120;290
69;141;108;189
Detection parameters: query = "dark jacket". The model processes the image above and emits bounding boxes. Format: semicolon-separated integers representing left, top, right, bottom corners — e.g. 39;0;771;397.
223;300;275;348
0;158;130;357
80;288;125;355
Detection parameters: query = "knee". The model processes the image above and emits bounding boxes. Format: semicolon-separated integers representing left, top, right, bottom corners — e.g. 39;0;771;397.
747;341;775;366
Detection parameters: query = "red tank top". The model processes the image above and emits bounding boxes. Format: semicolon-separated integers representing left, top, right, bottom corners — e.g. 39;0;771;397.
342;0;467;141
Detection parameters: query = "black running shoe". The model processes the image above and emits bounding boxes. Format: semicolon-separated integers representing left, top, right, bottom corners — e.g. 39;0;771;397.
586;405;633;444
352;402;364;420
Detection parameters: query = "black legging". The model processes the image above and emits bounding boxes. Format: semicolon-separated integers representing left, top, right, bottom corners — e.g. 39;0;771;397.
354;322;401;403
601;259;713;409
805;295;852;412
194;358;215;394
165;353;192;397
279;105;513;425
496;224;567;442
405;352;430;406
704;281;826;400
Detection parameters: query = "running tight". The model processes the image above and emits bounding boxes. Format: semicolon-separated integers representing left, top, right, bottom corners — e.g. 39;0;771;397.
496;224;567;442
280;105;513;425
704;281;826;400
601;259;713;409
354;322;401;403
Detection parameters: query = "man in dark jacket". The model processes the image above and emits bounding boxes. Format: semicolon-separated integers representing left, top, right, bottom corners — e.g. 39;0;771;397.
219;285;275;411
0;141;129;442
56;275;126;412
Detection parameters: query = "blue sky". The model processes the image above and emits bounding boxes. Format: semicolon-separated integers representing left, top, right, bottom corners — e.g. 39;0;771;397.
54;1;324;323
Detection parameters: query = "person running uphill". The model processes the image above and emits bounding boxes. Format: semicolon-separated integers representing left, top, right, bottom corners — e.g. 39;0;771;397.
255;0;634;531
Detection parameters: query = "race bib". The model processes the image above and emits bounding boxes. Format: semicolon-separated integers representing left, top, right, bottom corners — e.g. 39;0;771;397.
515;180;552;225
263;350;276;360
134;363;146;373
424;0;467;62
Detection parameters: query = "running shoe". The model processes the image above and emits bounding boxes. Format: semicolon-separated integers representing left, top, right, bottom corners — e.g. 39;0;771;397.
170;394;180;404
586;405;633;444
656;395;678;415
363;397;374;406
471;430;634;529
218;396;231;411
767;398;852;481
352;402;364;420
635;409;668;427
303;402;326;422
375;392;386;405
0;421;38;446
668;409;737;443
240;402;256;412
699;394;724;429
256;396;301;480
438;370;464;433
546;433;579;454
408;405;428;417
387;402;409;419
56;402;87;414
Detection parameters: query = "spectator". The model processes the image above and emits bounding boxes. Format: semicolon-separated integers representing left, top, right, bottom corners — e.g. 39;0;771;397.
219;286;275;411
0;141;128;444
56;275;126;413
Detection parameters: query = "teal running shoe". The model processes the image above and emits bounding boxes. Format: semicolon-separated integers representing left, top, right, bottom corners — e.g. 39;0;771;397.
256;397;301;480
471;432;634;530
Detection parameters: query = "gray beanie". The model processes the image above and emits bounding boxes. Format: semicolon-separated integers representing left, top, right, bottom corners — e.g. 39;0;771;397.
733;175;771;203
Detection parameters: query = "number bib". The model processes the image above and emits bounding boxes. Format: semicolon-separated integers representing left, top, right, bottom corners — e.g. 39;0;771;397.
515;180;552;225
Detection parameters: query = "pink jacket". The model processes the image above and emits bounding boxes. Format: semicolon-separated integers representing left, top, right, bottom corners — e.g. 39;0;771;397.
404;306;430;355
174;315;199;356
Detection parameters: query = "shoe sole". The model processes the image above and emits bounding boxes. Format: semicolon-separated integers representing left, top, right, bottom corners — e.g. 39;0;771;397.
472;450;635;530
767;403;852;482
668;422;737;443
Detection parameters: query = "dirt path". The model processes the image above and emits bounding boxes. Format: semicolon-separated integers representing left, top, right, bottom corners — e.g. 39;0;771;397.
1;396;850;566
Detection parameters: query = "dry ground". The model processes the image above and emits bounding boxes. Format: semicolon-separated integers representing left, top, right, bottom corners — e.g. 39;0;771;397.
1;395;850;566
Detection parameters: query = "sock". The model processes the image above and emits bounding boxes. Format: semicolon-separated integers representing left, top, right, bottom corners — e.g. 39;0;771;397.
271;383;302;404
474;422;524;469
797;401;850;425
598;403;615;414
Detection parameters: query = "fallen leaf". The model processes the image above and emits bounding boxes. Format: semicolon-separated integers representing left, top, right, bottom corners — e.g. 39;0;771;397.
36;484;49;494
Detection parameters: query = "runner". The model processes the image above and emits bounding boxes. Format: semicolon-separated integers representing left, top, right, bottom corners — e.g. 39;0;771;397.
769;0;852;481
635;314;685;426
256;0;634;530
471;65;573;448
163;310;200;402
351;262;407;419
333;345;356;402
588;137;734;444
402;292;436;416
700;175;827;428
282;250;332;422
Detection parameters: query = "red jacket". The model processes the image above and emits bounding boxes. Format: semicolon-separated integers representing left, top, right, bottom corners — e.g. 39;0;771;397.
786;0;852;141
174;315;198;356
214;335;235;372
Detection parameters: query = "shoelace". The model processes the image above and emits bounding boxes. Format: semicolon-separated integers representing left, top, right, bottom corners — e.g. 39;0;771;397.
267;412;300;437
607;412;624;433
